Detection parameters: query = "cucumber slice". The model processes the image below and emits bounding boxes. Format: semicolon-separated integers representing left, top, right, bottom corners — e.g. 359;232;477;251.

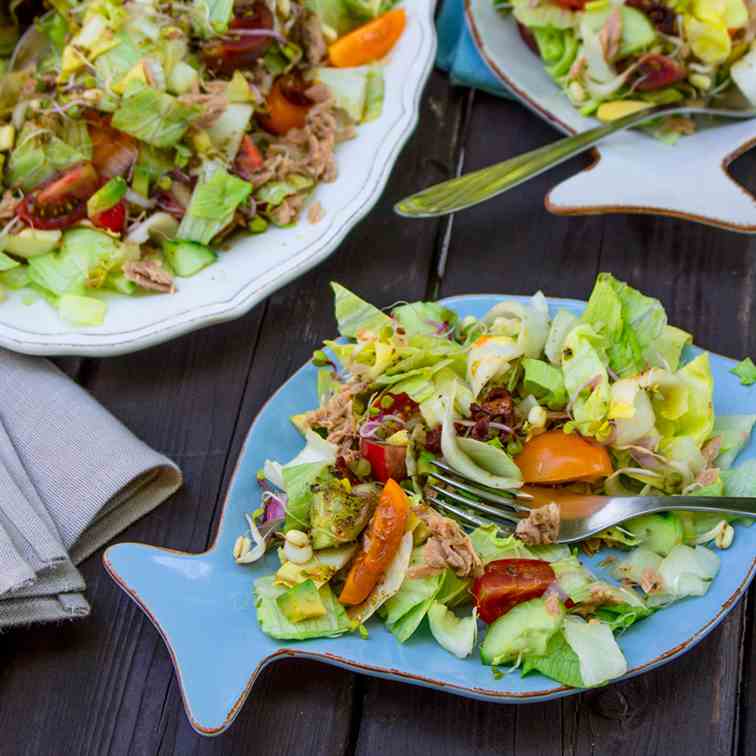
480;597;564;666
162;240;217;277
4;229;62;258
581;6;656;58
624;512;683;556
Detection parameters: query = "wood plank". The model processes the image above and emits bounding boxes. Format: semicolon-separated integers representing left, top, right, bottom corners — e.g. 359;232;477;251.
356;88;756;756
0;70;465;756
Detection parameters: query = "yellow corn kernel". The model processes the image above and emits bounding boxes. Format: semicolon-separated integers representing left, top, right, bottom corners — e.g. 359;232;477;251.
596;100;653;122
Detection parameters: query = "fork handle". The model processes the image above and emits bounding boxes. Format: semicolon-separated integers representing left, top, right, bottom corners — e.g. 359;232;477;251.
393;105;678;218
582;496;756;540
637;496;756;519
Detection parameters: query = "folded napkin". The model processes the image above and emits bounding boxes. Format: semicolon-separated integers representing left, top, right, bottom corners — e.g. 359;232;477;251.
436;0;512;98
0;350;181;628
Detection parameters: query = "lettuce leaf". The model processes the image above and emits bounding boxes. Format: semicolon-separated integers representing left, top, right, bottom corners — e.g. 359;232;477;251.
441;391;522;490
391;301;458;337
254;576;351;640
561;324;610;438
383;555;444;642
731;357;756;386
522;358;568;409
177;166;252;244
562;616;628;687
427;602;477;658
656;353;714;446
713;415;756;469
281;461;332;531
581;273;667;378
192;0;234;36
651;325;691;372
721;458;756;496
6;129;87;191
331;282;392;338
521;631;584;688
112;83;199;148
469;524;534;564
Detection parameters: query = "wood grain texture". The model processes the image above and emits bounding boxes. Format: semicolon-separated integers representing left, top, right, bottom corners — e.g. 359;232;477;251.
1;68;754;756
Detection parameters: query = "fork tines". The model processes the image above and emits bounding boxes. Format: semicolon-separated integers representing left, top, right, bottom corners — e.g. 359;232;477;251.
428;460;528;532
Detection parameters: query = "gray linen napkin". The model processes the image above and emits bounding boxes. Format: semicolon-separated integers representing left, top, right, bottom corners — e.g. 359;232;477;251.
0;349;182;628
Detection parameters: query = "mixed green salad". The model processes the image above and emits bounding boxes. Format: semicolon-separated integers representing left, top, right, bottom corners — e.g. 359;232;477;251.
0;0;405;325
233;273;756;689
497;0;756;138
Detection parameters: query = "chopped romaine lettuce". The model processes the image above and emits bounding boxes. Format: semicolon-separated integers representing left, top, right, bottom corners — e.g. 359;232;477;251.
522;631;583;688
331;282;393;338
712;415;756;469
562;616;627;687
112;83;199;148
731;357;756;386
469;524;534;564
6;129;87;191
177;166;252;244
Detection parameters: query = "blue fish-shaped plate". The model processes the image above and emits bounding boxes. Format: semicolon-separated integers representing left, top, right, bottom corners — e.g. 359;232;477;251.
104;295;756;735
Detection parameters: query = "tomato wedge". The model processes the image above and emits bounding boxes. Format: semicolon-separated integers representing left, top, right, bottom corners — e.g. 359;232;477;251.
92;200;127;234
258;75;312;135
202;2;275;75
552;0;587;8
233;135;264;180
329;8;406;67
339;479;409;606
472;559;556;624
360;438;407;483
17;163;99;230
514;430;613;484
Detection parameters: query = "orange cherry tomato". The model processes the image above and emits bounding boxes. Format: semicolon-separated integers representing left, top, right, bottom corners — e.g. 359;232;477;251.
472;559;556;624
339;478;409;606
514;430;613;484
329;9;406;68
258;76;311;136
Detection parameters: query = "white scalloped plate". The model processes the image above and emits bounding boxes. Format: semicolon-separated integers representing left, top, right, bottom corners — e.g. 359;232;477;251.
466;0;756;232
0;0;436;357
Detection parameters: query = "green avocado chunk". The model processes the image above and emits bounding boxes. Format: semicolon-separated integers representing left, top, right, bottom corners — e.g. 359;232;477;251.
276;579;327;623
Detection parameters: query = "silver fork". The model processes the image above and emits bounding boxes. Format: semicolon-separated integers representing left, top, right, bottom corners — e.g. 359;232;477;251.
395;89;756;219
429;461;756;544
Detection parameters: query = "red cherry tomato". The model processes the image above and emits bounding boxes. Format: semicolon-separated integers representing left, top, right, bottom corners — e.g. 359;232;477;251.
472;559;556;624
92;200;127;234
17;163;99;230
360;438;407;483
201;2;275;75
553;0;587;8
233;135;264;180
514;430;613;484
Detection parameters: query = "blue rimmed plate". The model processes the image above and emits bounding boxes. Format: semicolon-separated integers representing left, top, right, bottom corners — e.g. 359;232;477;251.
104;294;756;735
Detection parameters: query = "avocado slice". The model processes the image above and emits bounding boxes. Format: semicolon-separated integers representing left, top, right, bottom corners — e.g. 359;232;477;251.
276;579;327;623
310;477;377;549
581;6;656;59
480;597;565;666
624;512;683;556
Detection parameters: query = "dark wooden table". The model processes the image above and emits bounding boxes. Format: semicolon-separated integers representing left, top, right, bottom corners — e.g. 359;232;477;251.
1;71;754;756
